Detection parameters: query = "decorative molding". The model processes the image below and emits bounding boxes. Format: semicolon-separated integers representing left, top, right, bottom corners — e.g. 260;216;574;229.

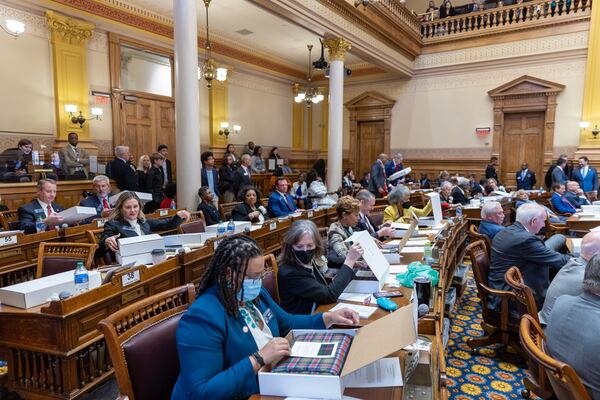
323;37;352;62
0;4;49;38
395;147;492;159
415;30;589;69
227;72;291;98
88;30;109;52
46;10;95;44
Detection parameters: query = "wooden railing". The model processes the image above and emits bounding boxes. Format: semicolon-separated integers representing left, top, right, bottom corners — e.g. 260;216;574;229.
376;0;423;35
421;0;592;41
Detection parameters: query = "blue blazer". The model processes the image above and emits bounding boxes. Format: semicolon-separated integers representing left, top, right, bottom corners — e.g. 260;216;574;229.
478;220;504;240
79;195;111;224
385;160;404;184
171;286;325;399
573;167;598;193
551;192;576;214
267;192;297;217
201;168;219;196
516;169;536;190
18;200;65;234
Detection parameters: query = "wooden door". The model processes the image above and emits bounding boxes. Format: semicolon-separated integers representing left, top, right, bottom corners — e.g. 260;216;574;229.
357;121;385;177
117;94;176;176
500;112;545;187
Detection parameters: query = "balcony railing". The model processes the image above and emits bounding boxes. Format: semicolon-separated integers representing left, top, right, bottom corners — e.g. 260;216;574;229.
421;0;592;42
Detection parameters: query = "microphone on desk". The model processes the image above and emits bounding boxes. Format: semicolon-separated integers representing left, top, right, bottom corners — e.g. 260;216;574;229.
418;304;429;318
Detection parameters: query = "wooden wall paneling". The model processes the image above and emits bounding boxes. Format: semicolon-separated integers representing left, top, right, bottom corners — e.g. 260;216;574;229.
501;112;545;186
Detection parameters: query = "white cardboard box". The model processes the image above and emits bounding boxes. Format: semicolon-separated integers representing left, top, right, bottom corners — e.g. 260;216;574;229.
258;304;416;399
117;252;153;266
109;190;153;206
163;233;216;247
205;221;251;234
0;269;102;309
343;231;390;294
57;206;97;225
117;234;164;257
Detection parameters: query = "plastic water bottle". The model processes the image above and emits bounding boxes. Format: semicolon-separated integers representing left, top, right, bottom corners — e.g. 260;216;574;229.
217;221;226;236
539;186;544;195
455;205;463;219
313;202;318;210
227;219;235;235
423;241;432;259
170;200;177;210
35;216;45;233
74;261;89;294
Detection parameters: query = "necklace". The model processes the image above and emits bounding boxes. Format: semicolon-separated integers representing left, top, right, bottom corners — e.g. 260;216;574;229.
239;302;261;329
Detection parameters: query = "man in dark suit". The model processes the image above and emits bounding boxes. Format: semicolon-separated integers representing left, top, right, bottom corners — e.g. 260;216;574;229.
355;190;394;239
368;153;388;198
1;138;33;182
385;152;404;186
490;202;570;309
515;162;536;190
200;151;219;203
233;154;253;198
551;183;577;215
158;144;173;188
564;181;590;208
551;156;569;186
451;179;470;205
18;179;66;234
419;173;431;189
268;177;298;217
106;146;139;192
574;156;598;201
485;156;499;183
79;174;112;223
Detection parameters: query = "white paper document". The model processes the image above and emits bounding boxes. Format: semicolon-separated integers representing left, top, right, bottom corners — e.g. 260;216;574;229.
382;239;402;249
344;231;390;282
291;341;339;358
389;264;408;274
329;302;377;319
344;357;403;388
338;292;378;305
390;222;412;230
56;206;97;225
406;239;429;246
400;246;425;254
415;229;441;236
570;238;582;255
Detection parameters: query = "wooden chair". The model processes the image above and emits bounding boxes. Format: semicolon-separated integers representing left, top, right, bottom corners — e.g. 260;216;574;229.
178;219;206;234
505;267;553;399
468;224;492;257
188;210;205;222
262;253;280;303
519;314;592;400
98;284;196;400
466;240;519;353
36;242;97;278
544;216;569;239
0;209;19;231
87;228;115;266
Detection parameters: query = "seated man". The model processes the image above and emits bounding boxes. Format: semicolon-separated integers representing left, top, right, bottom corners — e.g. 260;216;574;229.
18;179;65;234
354;190;394;239
267;176;298;217
540;231;600;325
451;178;470;205
0;139;33;182
514;189;566;223
546;254;600;399
489;203;570;309
551;183;576;215
79;175;112;224
477;201;505;240
564;180;590;209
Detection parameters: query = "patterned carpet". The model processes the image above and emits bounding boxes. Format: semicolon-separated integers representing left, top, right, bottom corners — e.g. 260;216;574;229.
446;277;534;400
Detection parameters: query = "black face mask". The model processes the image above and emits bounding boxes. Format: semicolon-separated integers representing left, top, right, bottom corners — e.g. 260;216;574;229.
402;201;412;209
293;248;315;265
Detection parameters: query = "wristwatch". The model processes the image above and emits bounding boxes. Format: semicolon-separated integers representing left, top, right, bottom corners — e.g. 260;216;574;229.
252;351;265;367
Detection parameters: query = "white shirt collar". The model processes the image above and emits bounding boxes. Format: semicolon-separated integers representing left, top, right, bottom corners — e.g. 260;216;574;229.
37;199;50;209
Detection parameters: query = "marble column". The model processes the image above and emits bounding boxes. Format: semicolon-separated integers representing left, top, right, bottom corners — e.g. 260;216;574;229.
324;38;351;192
173;0;201;210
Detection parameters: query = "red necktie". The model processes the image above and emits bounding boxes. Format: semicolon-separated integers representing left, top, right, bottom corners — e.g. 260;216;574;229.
102;197;109;209
46;205;54;230
381;161;388;196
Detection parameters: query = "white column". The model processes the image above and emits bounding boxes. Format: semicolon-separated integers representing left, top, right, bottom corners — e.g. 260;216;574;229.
174;0;201;211
324;38;351;193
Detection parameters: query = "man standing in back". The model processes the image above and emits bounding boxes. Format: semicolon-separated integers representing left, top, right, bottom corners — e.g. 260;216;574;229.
515;162;536;190
369;153;388;198
106;146;139;192
573;156;598;201
157;144;172;188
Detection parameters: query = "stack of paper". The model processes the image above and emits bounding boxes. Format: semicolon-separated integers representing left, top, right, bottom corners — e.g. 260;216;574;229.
329;302;377;319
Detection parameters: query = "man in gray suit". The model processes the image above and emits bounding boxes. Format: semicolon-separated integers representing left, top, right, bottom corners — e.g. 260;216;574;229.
489;202;570;310
551;155;568;186
546;254;600;399
368;153;388;198
60;132;89;177
539;231;600;325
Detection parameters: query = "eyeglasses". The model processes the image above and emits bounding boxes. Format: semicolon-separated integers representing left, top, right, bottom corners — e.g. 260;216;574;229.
245;270;271;283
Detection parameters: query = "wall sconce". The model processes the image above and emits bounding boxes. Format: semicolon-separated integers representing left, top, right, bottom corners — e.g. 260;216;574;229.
218;122;241;137
65;104;103;128
1;19;25;38
580;121;600;139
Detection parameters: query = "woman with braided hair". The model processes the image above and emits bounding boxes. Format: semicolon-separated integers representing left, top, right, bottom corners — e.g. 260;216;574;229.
172;235;359;399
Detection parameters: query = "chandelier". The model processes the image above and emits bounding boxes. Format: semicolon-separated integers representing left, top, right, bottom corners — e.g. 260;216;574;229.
200;0;227;88
293;44;324;107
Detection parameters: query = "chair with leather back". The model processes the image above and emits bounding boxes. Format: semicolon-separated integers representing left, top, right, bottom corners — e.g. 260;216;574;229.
0;209;19;231
505;267;553;399
36;242;97;278
262;253;280;304
178;218;206;234
370;212;384;228
86;228;115;266
98;284;196;400
519;314;592;400
466;240;518;353
468;224;492;257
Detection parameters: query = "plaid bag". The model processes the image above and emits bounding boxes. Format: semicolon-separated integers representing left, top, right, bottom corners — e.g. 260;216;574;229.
272;332;352;375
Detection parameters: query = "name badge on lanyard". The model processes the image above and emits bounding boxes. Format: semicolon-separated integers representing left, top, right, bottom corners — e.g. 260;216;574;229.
263;308;274;324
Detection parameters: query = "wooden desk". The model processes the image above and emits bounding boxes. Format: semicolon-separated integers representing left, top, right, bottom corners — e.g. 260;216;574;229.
566;215;600;232
0;180;101;210
0;258;181;400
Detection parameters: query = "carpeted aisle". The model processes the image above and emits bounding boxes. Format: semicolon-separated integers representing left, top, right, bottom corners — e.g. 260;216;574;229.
446;278;534;400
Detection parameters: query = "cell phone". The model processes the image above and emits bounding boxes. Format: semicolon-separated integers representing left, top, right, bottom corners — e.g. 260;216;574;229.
373;291;404;299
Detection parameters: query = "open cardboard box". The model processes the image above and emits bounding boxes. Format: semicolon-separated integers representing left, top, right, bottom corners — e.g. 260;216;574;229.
258;304;416;399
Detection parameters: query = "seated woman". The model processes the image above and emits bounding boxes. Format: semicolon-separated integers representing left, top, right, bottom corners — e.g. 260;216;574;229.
251;146;266;174
383;185;432;223
291;172;308;209
196;186;221;226
171;235;359;399
232;186;268;223
328;196;362;264
101;191;190;253
278;219;363;314
439;181;457;217
307;170;337;207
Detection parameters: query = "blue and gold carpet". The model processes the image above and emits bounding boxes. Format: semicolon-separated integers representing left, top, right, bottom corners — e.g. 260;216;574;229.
446;279;533;400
